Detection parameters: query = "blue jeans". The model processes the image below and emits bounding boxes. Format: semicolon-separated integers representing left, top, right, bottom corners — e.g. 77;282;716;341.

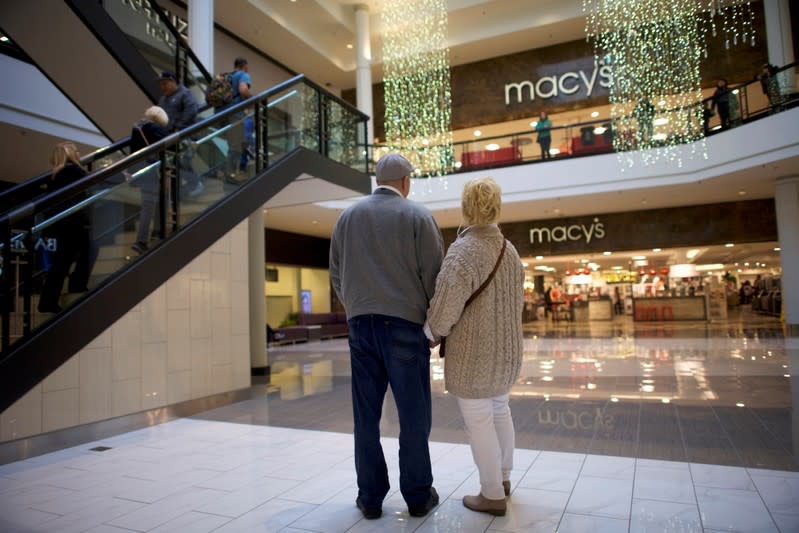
348;314;433;509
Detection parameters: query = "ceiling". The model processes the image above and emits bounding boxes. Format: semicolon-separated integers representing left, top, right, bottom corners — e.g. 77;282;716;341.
217;0;587;91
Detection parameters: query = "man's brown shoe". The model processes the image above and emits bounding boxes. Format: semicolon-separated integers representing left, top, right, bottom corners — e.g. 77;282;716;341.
462;494;507;516
503;480;511;496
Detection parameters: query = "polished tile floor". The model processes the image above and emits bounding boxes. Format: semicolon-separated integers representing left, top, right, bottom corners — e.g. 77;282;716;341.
1;307;797;532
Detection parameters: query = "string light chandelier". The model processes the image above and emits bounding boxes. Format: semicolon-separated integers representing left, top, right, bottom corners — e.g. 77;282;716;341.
583;0;755;167
382;0;453;178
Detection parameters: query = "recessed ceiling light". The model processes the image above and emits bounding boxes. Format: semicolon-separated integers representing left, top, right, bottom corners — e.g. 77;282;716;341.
473;130;482;137
686;249;700;259
738;190;747;196
591;111;599;117
485;143;500;151
522;262;529;267
612;266;623;270
346;43;353;49
530;121;538;127
603;251;612;255
774;247;781;251
652;248;661;252
632;255;646;260
725;243;734;248
593;126;607;135
535;255;544;260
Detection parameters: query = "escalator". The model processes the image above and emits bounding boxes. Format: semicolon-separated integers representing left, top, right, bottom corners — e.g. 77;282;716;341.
0;75;371;413
0;0;212;140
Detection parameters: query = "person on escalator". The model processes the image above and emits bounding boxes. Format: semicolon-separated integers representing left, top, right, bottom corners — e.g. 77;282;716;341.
130;106;169;254
215;57;251;184
158;71;201;197
38;142;97;314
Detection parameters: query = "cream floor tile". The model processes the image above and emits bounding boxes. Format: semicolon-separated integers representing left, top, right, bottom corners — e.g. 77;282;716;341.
283;486;364;533
565;476;633;520
749;474;799;516
148;511;231;533
630;499;702;533
107;487;225;531
634;465;696;504
556;513;628;533
211;498;317;533
194;476;300;518
695;486;779;533
581;454;635;480
690;463;756;491
489;487;570;533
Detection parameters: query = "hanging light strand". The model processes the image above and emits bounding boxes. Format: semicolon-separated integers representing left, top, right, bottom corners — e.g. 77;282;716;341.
583;0;754;167
382;0;453;177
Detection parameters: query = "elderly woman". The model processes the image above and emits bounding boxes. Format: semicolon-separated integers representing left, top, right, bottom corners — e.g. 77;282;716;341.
425;176;524;516
130;106;169;254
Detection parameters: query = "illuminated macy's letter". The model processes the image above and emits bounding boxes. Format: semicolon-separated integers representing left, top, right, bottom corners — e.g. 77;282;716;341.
505;65;613;105
529;218;606;245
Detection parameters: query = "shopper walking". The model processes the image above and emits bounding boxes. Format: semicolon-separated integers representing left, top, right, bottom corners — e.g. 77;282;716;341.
329;153;444;520
425;176;524;517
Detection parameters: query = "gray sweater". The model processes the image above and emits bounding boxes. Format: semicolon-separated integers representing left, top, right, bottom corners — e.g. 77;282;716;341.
426;224;524;398
329;188;444;325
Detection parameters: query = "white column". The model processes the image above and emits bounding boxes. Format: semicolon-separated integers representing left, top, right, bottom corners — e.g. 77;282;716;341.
775;176;799;332
249;211;267;370
763;0;796;94
355;4;374;143
188;0;214;73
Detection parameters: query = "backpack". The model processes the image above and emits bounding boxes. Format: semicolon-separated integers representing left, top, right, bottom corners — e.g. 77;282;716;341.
205;72;234;108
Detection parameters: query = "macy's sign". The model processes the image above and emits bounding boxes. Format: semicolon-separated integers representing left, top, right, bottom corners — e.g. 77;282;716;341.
529;218;606;245
505;65;613;105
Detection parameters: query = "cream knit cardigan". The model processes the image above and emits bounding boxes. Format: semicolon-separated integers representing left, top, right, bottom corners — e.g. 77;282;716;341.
426;224;524;399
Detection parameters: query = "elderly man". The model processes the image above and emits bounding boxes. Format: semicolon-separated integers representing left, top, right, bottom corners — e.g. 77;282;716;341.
329;153;444;520
157;71;201;196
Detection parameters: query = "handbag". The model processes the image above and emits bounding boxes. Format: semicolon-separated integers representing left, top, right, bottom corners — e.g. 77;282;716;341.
439;239;507;357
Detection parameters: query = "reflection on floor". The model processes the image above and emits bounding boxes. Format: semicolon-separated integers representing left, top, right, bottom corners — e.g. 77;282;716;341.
1;306;797;532
203;308;797;471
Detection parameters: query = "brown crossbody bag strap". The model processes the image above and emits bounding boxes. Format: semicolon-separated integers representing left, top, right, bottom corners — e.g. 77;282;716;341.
440;239;507;358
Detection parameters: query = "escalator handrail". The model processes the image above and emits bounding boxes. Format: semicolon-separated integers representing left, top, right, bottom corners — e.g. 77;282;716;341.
0;73;368;230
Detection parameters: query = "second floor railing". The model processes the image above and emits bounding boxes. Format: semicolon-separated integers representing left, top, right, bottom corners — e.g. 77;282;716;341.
371;61;798;177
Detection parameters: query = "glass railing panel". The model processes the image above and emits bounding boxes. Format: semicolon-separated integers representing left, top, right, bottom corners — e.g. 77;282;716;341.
171;113;251;228
264;84;317;164
325;97;367;172
3;165;150;342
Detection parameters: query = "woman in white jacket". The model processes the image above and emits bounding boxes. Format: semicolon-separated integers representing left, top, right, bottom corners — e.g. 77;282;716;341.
425;177;524;516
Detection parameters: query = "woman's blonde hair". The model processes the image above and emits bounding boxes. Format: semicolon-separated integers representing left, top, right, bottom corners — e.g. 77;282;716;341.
144;106;169;127
461;176;502;225
50;141;81;176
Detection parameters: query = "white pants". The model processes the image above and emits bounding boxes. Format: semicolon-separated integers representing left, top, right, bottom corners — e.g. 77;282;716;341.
456;394;515;500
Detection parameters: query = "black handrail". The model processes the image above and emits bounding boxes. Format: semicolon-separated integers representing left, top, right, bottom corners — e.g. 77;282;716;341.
0;73;367;229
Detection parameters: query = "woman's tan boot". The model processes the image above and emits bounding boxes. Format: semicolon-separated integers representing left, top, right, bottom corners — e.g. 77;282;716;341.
463;494;507;516
503;480;511;496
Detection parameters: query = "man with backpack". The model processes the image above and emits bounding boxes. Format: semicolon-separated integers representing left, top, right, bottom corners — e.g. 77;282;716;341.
208;57;252;183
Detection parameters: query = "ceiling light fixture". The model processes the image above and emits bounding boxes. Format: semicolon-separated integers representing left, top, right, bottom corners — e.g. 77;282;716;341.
473;130;482;137
652;248;661;252
725;243;734;248
603;251;612;255
591;111;599;117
